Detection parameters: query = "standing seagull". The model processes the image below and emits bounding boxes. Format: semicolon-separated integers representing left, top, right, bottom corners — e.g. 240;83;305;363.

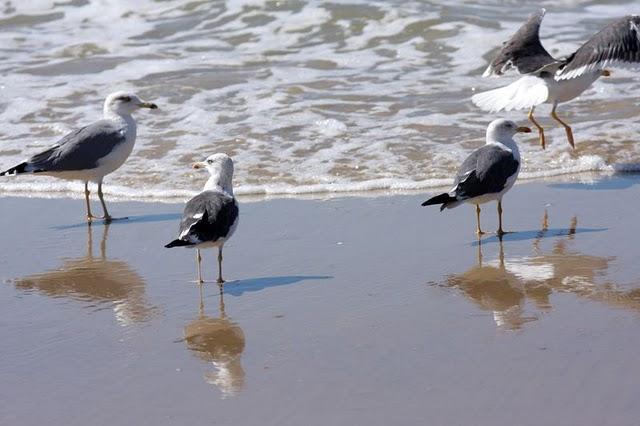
422;119;531;236
472;10;640;149
165;154;239;285
0;91;158;222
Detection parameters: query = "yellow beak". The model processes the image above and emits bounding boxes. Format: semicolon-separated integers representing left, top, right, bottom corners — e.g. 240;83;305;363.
516;126;532;133
139;101;158;109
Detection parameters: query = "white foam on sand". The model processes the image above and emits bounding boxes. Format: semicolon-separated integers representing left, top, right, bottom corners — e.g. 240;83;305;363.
1;1;640;202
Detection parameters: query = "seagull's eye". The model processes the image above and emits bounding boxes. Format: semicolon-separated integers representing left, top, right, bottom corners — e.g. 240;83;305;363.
207;159;213;164
119;96;131;102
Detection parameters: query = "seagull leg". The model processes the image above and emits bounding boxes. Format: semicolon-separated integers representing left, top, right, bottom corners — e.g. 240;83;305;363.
475;204;485;236
497;200;510;236
551;103;575;149
97;180;113;222
217;246;225;285
84;181;96;222
528;106;546;149
195;249;203;284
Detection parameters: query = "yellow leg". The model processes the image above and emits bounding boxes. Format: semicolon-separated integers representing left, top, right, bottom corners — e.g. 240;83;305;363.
475;204;484;236
217;247;225;285
84;181;95;222
551;103;575;149
528;106;546;149
97;180;112;222
196;249;203;284
497;201;507;236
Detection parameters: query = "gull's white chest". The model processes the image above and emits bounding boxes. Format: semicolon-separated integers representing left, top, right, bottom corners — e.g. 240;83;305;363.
93;119;137;180
546;72;601;104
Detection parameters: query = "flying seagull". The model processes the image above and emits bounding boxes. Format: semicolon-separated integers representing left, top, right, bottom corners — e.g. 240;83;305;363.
165;153;239;285
472;9;640;149
422;119;531;236
0;91;158;222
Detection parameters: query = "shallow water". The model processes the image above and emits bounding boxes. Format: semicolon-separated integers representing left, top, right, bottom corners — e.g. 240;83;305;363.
1;0;640;200
3;178;640;425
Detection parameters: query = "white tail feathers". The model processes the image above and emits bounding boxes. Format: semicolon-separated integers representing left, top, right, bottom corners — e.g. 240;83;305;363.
472;75;549;112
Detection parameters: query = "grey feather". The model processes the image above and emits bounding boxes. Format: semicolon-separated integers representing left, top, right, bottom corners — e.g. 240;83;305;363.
451;145;519;200
167;191;239;247
484;9;559;77
559;15;640;78
25;120;126;172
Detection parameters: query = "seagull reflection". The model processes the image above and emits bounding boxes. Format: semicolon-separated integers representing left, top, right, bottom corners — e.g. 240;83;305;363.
183;286;245;398
446;236;537;329
14;224;157;325
445;212;640;329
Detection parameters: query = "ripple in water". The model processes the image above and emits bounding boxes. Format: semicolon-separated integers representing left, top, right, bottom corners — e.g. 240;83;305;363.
1;0;640;201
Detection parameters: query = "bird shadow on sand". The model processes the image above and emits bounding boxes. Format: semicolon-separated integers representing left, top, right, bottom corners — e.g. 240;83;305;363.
52;213;182;230
472;227;606;246
548;172;640;191
223;275;331;297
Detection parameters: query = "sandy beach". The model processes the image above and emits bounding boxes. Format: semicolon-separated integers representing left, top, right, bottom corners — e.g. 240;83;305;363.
2;175;640;426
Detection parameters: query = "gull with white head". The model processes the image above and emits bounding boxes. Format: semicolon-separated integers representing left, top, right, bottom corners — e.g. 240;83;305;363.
422;119;531;236
0;91;158;222
472;10;640;149
165;153;239;285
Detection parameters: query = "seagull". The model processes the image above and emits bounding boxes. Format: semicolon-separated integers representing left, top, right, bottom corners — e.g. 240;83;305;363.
165;153;239;285
421;119;531;236
0;91;158;222
472;10;640;149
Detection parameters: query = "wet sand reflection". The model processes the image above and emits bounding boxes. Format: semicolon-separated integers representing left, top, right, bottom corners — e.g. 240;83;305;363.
184;286;245;398
445;212;640;329
14;225;157;325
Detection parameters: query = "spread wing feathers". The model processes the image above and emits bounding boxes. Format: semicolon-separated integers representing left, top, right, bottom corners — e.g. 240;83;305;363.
471;75;549;112
558;15;640;80
166;191;238;247
452;146;519;200
483;9;559;77
8;120;126;174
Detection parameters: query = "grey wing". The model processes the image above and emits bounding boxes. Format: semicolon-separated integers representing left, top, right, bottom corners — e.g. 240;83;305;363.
177;191;239;244
27;120;126;172
452;146;519;199
558;15;640;80
483;9;559;77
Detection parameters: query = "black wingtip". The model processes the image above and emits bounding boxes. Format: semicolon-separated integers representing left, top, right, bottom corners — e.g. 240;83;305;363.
165;239;193;248
421;193;452;207
0;162;28;176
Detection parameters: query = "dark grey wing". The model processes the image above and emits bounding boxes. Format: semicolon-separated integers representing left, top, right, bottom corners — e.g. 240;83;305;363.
558;15;640;80
27;120;126;172
452;145;519;199
483;9;559;77
176;191;239;245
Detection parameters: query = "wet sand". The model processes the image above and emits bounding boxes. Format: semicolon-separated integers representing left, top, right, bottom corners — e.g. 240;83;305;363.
2;176;640;426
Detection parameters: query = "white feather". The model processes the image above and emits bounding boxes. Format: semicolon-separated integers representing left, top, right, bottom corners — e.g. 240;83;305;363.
557;59;640;80
471;75;549;112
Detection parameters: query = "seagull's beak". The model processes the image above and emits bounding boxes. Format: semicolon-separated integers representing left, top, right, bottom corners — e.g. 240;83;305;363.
192;162;206;169
516;126;532;133
602;69;612;77
139;101;158;109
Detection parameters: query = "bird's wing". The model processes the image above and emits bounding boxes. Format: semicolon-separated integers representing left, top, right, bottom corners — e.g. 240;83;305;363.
452;145;519;199
471;75;549;112
26;120;127;172
483;9;560;77
177;191;239;245
557;15;640;80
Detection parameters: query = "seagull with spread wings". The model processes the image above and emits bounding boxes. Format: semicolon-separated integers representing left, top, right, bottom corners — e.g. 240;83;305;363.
472;9;640;149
